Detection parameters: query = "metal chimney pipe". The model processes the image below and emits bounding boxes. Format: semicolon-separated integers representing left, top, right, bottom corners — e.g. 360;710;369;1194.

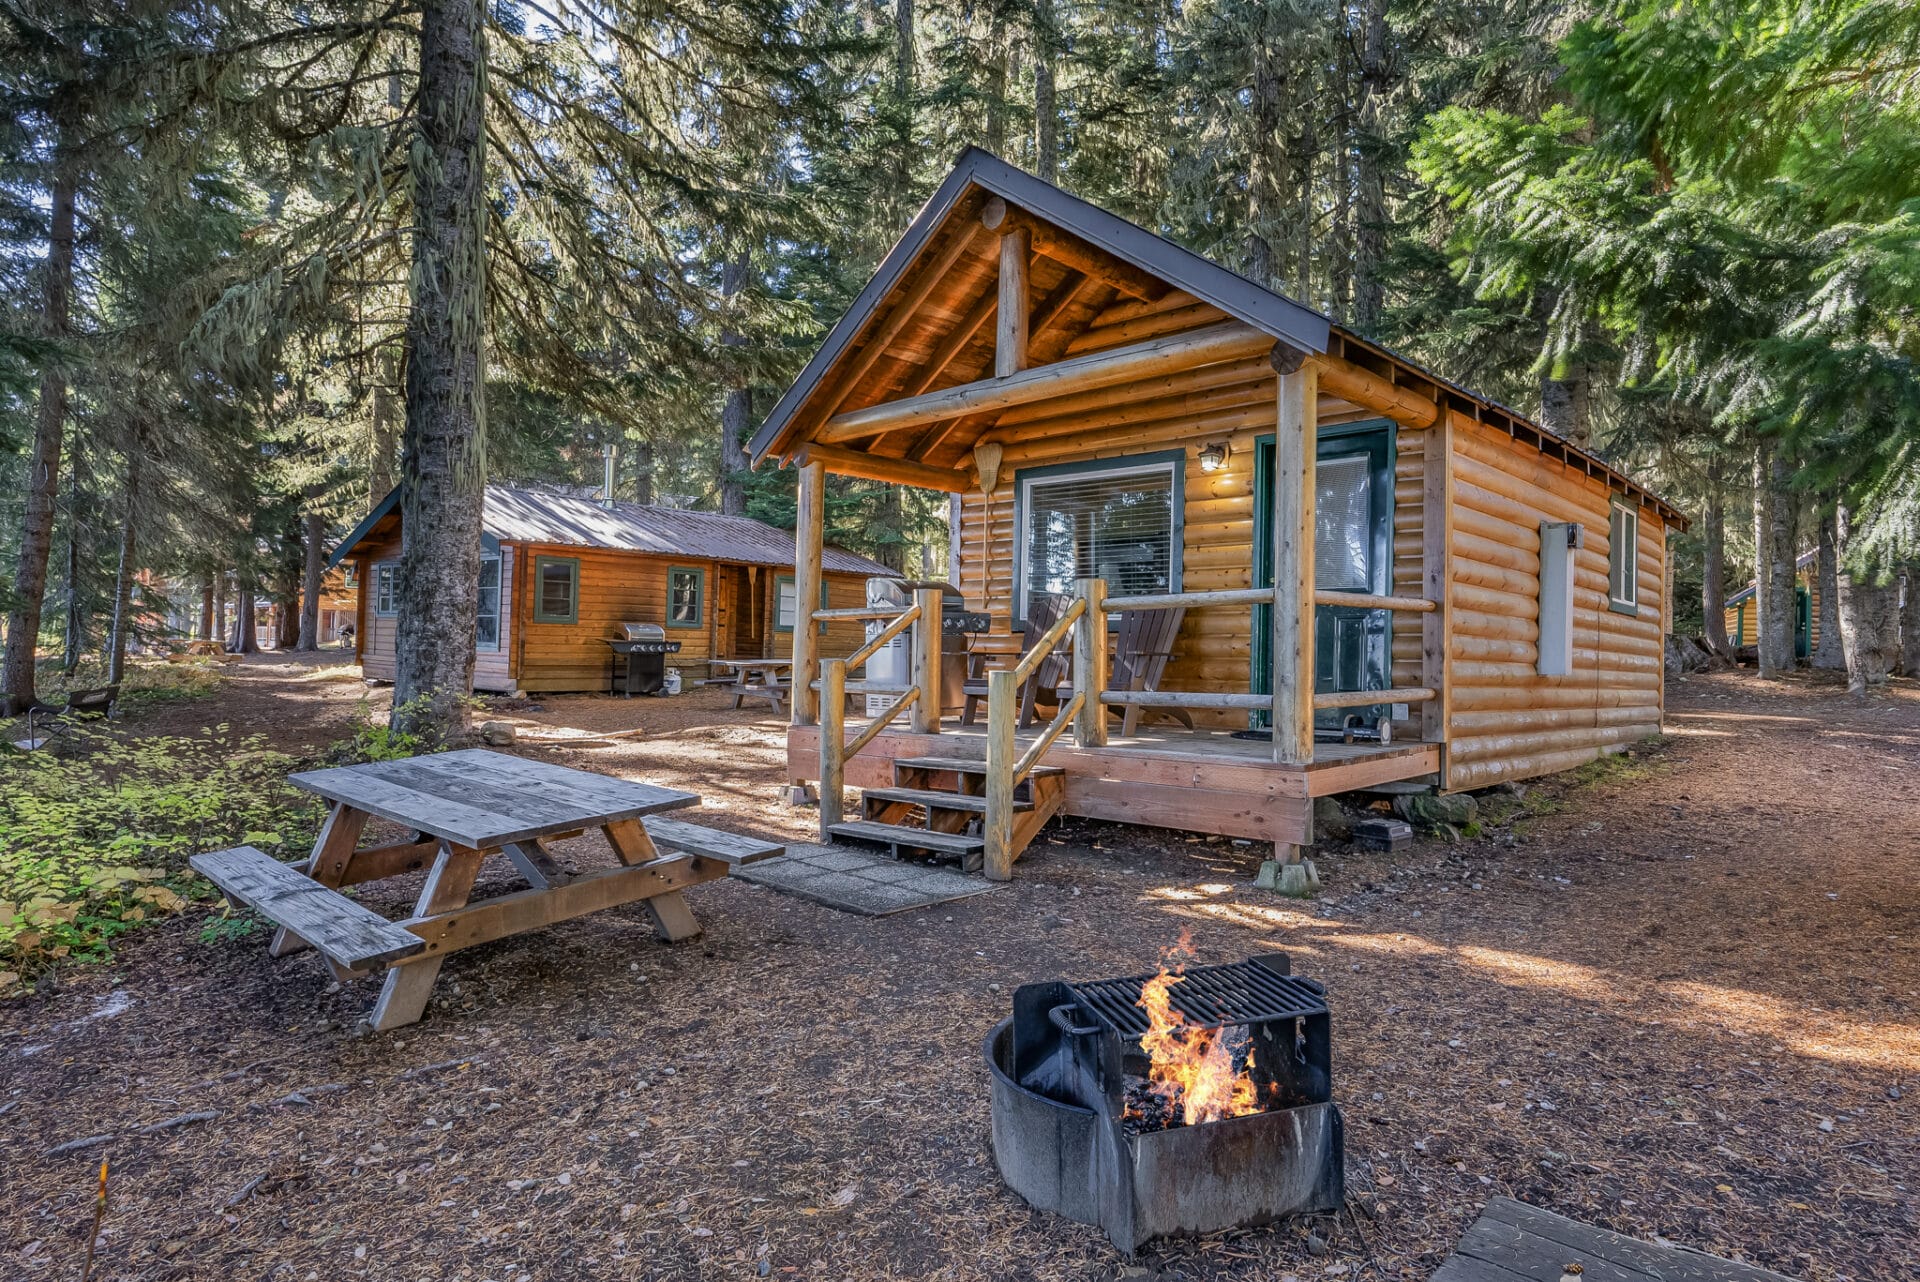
601;444;618;508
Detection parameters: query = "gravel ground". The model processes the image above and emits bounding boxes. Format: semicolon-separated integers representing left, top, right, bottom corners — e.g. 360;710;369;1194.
1;660;1914;1282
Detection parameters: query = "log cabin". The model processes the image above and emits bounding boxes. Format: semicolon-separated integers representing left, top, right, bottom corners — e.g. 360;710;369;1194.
330;485;891;694
1724;550;1817;657
748;149;1687;881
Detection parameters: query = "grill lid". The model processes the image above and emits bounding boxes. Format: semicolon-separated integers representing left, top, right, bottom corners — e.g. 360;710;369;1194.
1067;955;1326;1038
617;622;666;641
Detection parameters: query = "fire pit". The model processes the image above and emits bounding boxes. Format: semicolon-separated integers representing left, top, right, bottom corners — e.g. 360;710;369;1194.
985;944;1344;1253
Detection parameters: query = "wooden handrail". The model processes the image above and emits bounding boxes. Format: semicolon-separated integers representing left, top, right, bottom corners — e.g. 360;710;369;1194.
842;603;920;672
1011;597;1085;683
842;687;919;759
1312;686;1435;710
1099;690;1271;710
813;606;904;621
1014;692;1082;784
1313;590;1436;613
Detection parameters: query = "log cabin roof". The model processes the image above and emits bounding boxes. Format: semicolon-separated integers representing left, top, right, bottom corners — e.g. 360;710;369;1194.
329;485;892;576
749;147;1685;529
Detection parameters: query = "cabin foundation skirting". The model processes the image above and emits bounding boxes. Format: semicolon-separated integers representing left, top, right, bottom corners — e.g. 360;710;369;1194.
788;725;1440;846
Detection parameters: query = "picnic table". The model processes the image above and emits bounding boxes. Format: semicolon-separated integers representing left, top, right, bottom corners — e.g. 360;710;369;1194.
190;749;781;1031
709;657;792;711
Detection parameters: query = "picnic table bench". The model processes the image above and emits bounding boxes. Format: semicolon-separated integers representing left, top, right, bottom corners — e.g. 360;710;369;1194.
191;749;783;1031
1433;1197;1800;1282
709;658;792;711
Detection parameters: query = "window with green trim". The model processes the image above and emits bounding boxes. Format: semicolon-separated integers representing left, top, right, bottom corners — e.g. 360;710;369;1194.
373;563;397;616
775;575;829;633
666;567;704;629
1607;503;1640;615
534;556;579;623
475;554;502;650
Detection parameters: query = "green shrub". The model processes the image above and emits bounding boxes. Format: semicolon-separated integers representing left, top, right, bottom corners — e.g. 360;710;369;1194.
0;724;322;989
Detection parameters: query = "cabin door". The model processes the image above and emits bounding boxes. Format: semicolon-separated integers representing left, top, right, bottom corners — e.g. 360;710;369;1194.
720;566;766;659
1251;423;1396;733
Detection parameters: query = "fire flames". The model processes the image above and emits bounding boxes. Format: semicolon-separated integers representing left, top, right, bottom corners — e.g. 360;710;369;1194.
1133;931;1261;1127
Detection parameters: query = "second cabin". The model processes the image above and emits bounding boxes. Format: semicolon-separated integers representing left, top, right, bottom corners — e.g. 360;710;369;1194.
748;149;1687;879
331;484;891;695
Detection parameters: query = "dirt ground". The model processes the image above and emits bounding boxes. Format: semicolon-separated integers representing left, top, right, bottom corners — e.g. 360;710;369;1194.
3;656;1916;1282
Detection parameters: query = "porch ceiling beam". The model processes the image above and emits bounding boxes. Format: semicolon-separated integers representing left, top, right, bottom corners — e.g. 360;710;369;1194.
980;197;1166;302
814;321;1276;445
794;442;974;493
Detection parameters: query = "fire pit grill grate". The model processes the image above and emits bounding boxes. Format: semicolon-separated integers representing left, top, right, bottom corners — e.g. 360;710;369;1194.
1067;959;1327;1038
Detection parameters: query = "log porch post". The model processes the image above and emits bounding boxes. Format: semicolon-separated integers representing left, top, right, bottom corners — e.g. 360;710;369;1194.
791;459;825;728
910;585;943;733
996;225;1030;377
1073;577;1108;747
1271;364;1317;768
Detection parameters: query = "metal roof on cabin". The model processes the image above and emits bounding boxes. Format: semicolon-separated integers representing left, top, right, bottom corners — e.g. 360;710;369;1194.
749;146;1684;528
329;485;892;577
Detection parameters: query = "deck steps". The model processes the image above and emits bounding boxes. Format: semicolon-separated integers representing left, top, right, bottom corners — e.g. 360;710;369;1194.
889;756;1066;778
858;786;1029;814
828;820;985;857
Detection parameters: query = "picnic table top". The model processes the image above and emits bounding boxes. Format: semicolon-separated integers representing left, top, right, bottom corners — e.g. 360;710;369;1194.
712;656;792;669
287;748;698;849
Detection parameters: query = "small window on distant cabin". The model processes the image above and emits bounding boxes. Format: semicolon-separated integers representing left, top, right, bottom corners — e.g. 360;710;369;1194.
373;563;397;616
666;567;703;629
1608;503;1640;615
775;575;829;633
475;554;502;650
534;556;579;623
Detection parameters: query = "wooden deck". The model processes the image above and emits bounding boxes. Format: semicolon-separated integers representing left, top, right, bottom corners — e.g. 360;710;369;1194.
1433;1198;1799;1282
789;717;1439;847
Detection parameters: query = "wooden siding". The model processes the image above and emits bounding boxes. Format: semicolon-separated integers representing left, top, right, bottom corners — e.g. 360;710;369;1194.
356;539;872;695
1723;569;1818;648
1444;414;1668;790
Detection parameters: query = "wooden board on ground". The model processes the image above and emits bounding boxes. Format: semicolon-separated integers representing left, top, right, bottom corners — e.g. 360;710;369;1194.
1431;1197;1801;1282
287;749;698;849
190;845;425;971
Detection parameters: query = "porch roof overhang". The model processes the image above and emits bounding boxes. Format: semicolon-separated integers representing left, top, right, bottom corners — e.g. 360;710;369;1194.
748;147;1686;530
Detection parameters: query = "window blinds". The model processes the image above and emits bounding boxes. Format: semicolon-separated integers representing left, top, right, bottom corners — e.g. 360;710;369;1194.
1022;464;1176;617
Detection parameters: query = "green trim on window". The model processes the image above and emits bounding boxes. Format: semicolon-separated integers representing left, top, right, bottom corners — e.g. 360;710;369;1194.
533;555;580;624
372;562;398;617
1010;448;1186;630
666;566;705;629
774;574;829;634
1607;502;1640;617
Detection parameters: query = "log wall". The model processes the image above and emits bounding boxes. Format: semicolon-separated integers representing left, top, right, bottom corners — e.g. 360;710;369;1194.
1443;414;1669;790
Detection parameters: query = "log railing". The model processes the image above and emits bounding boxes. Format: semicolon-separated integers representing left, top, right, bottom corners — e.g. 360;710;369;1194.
813;586;944;838
1081;580;1439;751
982;593;1088;880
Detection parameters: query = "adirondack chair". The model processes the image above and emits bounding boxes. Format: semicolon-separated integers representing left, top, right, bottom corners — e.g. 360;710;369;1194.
1056;607;1194;736
960;592;1075;729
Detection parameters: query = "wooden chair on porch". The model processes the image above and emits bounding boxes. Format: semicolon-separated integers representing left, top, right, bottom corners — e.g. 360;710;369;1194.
961;592;1075;729
1057;607;1196;736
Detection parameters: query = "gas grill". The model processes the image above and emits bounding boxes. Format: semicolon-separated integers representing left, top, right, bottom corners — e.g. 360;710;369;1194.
986;952;1344;1253
605;622;681;696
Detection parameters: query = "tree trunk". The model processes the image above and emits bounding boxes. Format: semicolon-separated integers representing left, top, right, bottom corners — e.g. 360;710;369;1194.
1245;26;1285;289
1836;568;1896;695
1812;505;1844;669
108;439;143;687
1699;469;1732;659
1350;0;1390;332
234;585;259;654
198;581;214;641
1033;0;1058;183
719;253;751;517
393;0;488;743
62;453;86;672
631;438;654;505
1539;365;1591;447
1760;447;1798;674
298;510;324;649
2;134;76;714
212;573;227;649
370;356;400;508
1899;566;1920;679
891;0;914;221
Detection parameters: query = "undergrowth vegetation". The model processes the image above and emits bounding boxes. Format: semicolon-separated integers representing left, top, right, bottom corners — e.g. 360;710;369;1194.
0;725;325;991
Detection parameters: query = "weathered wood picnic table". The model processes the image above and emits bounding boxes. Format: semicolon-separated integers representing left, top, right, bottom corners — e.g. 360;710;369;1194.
709;657;792;711
190;749;780;1031
1432;1197;1800;1282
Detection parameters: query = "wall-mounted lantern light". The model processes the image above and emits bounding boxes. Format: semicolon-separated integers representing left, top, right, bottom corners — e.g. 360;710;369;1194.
1198;441;1230;473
